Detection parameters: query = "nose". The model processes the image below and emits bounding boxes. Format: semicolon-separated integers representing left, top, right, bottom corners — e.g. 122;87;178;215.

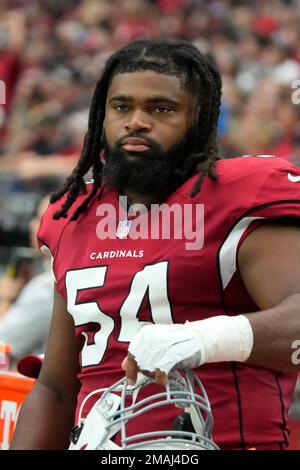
125;109;151;133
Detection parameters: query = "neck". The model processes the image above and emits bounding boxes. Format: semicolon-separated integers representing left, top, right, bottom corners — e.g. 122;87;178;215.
122;189;158;209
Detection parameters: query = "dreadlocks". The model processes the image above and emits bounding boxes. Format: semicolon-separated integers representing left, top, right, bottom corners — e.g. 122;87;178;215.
51;38;222;220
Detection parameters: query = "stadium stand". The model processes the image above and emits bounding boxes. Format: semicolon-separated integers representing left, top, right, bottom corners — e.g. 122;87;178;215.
0;0;300;450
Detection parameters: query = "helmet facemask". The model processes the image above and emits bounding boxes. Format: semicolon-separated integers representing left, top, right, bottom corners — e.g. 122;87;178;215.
69;370;219;451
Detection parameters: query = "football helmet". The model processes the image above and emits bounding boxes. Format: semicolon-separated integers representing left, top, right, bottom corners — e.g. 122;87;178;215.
69;370;219;450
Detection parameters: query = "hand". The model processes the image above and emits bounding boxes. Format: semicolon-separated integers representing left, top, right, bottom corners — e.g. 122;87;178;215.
122;323;202;385
122;353;169;386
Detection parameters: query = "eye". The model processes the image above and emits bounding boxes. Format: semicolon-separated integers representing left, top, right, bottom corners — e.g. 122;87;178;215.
113;104;129;112
153;106;174;114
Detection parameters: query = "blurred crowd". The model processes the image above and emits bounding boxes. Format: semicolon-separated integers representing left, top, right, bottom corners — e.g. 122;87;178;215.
1;0;300;164
0;0;300;346
0;0;299;447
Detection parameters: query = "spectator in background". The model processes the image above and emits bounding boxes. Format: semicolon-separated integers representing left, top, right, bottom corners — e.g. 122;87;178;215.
0;196;53;366
1;0;300;165
0;7;26;140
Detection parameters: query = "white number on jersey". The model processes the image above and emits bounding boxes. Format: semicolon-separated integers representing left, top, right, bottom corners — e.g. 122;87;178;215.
65;262;173;367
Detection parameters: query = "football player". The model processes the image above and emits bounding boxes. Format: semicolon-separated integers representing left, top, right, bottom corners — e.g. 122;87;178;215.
11;39;300;450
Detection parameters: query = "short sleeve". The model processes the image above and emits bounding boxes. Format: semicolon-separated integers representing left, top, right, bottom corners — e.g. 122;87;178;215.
217;158;300;290
247;163;300;219
36;184;96;260
37;199;69;258
236;163;300;257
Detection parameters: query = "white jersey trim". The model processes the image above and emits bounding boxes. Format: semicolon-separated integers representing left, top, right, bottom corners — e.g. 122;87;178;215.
219;216;264;290
40;244;56;283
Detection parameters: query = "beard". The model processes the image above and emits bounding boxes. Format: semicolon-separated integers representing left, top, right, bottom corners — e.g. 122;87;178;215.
102;128;197;202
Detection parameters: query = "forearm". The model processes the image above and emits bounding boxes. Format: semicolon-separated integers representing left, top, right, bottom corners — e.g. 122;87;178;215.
10;381;76;450
245;293;300;372
124;295;300;385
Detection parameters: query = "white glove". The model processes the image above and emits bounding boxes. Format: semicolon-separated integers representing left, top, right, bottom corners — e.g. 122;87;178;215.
128;323;202;374
128;315;253;375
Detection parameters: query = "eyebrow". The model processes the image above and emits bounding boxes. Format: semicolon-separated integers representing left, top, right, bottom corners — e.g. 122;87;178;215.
108;95;180;106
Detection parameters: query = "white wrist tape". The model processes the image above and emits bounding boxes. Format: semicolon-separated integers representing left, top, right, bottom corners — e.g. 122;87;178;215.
183;315;253;364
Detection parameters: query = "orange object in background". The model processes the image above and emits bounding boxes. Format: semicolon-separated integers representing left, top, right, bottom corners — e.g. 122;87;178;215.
0;372;34;450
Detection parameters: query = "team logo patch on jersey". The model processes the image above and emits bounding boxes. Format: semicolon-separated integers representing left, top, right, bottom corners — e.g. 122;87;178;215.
116;219;132;239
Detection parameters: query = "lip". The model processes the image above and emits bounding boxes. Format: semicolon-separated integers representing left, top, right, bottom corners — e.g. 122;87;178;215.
121;138;151;152
122;143;150;152
121;138;150;146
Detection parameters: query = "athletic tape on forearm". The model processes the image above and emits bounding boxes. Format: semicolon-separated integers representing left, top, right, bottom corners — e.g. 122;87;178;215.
183;315;254;364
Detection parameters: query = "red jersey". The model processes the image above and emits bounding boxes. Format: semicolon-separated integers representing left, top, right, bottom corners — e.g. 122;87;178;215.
38;156;300;450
